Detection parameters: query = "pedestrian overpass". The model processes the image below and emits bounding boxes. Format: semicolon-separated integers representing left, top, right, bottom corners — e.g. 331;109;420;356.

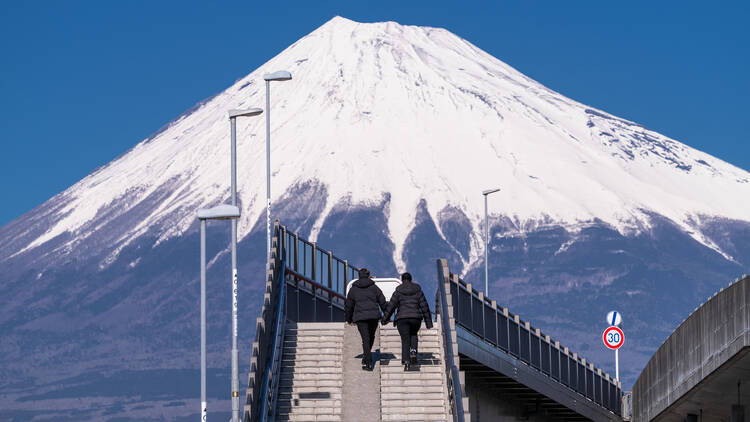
243;221;625;421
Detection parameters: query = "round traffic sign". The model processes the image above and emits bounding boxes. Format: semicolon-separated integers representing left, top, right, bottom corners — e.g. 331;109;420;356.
606;311;622;327
603;326;624;350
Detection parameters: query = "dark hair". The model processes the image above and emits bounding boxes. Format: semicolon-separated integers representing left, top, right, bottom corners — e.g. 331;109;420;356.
358;268;370;278
401;272;412;282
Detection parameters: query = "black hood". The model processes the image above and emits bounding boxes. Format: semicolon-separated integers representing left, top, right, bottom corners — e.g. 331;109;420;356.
396;281;421;295
353;277;375;288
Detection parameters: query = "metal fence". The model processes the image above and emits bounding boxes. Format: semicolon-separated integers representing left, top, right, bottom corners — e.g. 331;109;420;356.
447;275;622;415
245;223;362;422
279;225;359;322
435;259;468;422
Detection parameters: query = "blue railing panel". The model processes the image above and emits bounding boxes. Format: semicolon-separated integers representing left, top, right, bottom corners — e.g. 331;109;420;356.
471;295;483;335
519;326;530;362
508;319;519;356
530;334;540;369
497;313;508;351
484;305;497;345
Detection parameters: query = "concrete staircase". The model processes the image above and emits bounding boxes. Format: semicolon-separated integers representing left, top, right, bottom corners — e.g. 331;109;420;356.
379;321;450;422
276;322;344;421
272;321;451;422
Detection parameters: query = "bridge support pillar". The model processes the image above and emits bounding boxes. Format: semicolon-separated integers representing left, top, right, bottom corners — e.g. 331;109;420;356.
732;405;745;422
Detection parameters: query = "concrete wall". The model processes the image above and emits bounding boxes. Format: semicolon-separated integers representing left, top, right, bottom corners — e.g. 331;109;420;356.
631;275;750;421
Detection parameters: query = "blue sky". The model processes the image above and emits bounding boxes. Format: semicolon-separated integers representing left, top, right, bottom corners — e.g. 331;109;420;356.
1;1;748;226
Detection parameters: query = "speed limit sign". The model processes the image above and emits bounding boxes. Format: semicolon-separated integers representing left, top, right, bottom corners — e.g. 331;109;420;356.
603;326;624;350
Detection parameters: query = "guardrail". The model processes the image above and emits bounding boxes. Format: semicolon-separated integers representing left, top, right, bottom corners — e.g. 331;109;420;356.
279;226;360;296
435;259;468;422
245;223;359;421
257;258;286;422
447;271;622;415
245;221;284;422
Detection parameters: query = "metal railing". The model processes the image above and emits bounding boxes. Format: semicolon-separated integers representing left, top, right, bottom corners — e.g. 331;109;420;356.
435;259;467;422
446;270;622;415
245;221;284;422
279;227;359;296
245;223;359;421
256;257;286;422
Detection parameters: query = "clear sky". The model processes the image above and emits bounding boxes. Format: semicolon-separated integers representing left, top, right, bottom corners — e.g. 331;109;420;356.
1;1;748;226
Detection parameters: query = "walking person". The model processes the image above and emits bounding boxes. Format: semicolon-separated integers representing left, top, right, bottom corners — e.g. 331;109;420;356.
345;268;387;371
382;272;433;371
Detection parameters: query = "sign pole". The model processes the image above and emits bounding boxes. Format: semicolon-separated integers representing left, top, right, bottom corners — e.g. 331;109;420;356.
615;348;619;381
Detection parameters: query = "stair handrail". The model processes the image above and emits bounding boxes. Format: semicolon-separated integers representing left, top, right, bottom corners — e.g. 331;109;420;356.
257;255;286;422
245;221;285;422
435;259;466;422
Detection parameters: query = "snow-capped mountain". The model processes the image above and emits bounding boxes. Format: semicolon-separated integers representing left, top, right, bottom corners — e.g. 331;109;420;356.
2;16;750;420
11;16;750;269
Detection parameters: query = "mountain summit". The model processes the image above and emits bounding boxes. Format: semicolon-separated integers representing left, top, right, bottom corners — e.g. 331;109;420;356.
2;17;750;420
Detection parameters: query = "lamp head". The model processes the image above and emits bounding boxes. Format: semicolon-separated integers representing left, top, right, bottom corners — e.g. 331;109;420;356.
197;204;241;220
263;70;292;82
482;188;501;196
228;108;263;119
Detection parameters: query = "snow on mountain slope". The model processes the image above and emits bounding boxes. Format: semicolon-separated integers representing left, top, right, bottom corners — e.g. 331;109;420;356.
13;16;750;270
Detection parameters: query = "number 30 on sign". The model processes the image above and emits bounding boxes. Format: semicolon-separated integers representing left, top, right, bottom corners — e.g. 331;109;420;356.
603;326;624;350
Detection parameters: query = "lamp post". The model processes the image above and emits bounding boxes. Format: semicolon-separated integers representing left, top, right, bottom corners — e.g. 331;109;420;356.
227;108;263;422
482;188;500;296
262;70;292;265
197;204;241;422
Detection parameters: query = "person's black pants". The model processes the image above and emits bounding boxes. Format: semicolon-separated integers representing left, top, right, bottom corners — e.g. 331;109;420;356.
396;318;422;364
356;319;379;365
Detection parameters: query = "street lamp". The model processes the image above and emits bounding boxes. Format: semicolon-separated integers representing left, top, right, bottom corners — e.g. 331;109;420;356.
197;204;241;422
482;188;500;296
262;70;292;267
227;107;262;422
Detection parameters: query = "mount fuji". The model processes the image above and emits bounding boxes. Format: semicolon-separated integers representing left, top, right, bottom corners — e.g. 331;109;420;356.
2;16;750;420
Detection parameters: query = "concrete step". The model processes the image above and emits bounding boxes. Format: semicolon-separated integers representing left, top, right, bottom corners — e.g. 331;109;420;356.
280;366;344;375
381;399;445;407
287;322;344;329
276;399;341;408
281;353;342;360
382;406;446;414
379;340;440;347
381;372;443;380
282;346;341;353
381;414;447;422
381;392;445;400
278;386;343;394
279;379;343;388
381;365;442;373
381;379;444;388
277;408;342;417
276;416;342;422
279;392;343;400
281;358;341;368
280;373;342;381
379;384;444;393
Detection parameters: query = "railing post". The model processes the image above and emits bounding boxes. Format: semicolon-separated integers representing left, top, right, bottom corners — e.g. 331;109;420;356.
311;242;317;282
479;292;487;340
293;232;299;273
326;251;333;290
344;259;349;286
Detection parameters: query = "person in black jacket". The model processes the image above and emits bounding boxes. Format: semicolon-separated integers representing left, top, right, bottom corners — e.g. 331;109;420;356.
345;268;387;371
382;272;433;370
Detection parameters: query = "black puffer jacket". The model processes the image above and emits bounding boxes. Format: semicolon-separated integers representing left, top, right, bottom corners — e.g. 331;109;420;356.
382;281;433;328
345;277;387;323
